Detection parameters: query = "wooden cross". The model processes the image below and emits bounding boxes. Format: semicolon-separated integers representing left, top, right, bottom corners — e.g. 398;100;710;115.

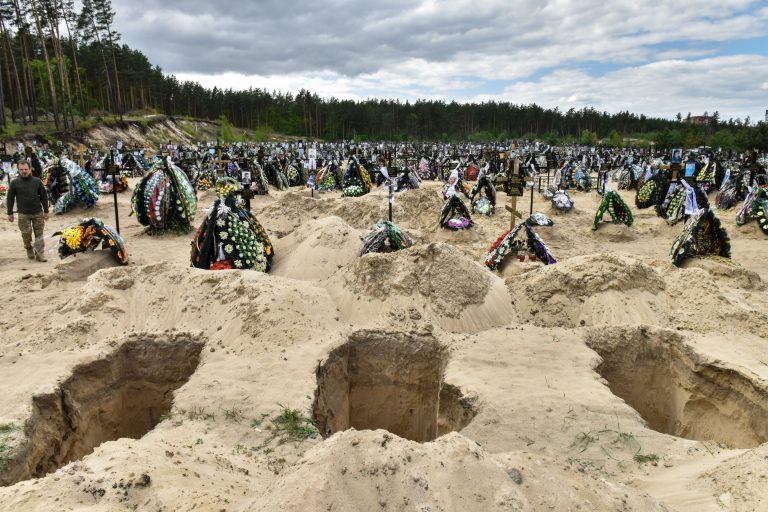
505;197;523;228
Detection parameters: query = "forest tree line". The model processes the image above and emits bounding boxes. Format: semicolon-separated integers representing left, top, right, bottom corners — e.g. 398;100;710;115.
1;0;767;150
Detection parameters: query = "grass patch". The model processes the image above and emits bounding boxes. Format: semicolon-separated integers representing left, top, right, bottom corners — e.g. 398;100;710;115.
0;423;17;435
0;439;10;472
270;405;318;444
633;453;659;464
76;118;94;131
185;407;215;421
569;422;659;465
180;122;197;138
0;423;19;472
223;406;244;422
1;122;19;137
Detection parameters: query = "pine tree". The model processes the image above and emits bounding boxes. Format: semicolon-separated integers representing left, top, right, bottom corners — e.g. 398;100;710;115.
28;0;60;128
0;1;27;123
59;0;86;117
9;0;37;122
92;0;121;118
78;0;112;112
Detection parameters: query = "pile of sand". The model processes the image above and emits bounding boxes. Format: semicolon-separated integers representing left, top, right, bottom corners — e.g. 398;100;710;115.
702;443;768;510
508;251;768;336
328;242;516;333
18;262;343;353
248;429;665;512
664;260;768;338
510;253;668;328
271;216;363;281
257;187;444;235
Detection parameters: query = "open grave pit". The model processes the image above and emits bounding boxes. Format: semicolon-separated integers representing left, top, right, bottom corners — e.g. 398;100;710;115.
312;330;477;443
587;328;768;448
0;334;204;486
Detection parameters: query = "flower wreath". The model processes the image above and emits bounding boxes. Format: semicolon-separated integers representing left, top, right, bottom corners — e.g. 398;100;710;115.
191;193;273;272
670;208;730;266
439;195;473;230
592;191;633;230
342;158;371;197
131;158;197;234
736;187;768;235
54;217;128;264
485;212;556;270
54;159;100;214
469;176;497;216
359;221;414;256
635;172;667;210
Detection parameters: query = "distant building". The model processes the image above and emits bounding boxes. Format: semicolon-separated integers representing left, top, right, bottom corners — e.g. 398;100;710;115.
686;115;712;125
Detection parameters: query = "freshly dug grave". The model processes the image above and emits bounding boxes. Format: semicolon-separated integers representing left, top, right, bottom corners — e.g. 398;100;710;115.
1;334;203;485
329;242;516;332
510;252;668;328
312;330;477;442
586;326;768;448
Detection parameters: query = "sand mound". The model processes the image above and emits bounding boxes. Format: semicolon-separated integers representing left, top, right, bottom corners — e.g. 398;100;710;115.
328;242;516;333
677;257;764;291
271;216;362;281
589;223;637;242
31;262;342;352
510;253;668;327
258;187;444;236
248;429;665;512
702;443;768;510
665;265;768;338
248;430;527;511
48;251;123;283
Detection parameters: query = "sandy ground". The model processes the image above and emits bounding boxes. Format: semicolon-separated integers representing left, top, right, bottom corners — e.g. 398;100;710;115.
0;178;766;511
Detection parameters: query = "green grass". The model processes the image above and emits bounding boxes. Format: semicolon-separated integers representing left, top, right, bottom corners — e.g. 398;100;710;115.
180;122;197;138
1;122;19;137
0;440;10;472
0;423;17;435
633;453;659;464
270;405;318;443
570;423;660;466
223;406;243;422
188;407;215;421
0;423;19;472
251;413;270;428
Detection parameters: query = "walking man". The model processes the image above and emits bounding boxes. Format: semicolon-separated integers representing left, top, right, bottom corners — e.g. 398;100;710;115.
7;159;49;261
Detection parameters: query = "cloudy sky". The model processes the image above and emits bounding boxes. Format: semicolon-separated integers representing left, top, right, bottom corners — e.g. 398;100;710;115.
112;0;768;122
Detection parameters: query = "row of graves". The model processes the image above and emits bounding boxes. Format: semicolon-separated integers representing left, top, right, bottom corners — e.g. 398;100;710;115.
9;138;764;275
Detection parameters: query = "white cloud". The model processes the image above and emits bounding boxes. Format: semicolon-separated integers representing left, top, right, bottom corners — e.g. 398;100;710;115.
472;55;768;121
112;0;768;121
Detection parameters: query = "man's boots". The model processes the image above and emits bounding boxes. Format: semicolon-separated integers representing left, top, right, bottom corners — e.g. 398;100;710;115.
26;247;35;259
